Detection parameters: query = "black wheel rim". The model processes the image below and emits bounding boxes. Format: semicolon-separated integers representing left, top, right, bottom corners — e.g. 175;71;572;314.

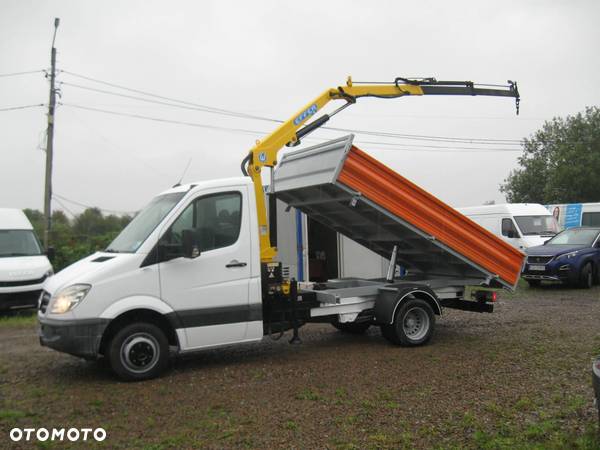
120;333;160;374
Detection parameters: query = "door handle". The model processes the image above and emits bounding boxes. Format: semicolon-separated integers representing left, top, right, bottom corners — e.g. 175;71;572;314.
226;260;247;268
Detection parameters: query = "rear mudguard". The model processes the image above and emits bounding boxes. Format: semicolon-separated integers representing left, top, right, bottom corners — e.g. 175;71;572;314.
374;284;441;325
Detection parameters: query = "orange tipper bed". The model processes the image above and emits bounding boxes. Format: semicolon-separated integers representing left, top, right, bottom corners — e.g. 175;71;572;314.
273;135;525;290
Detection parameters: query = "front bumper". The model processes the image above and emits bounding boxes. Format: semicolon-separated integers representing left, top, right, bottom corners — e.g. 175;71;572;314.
521;261;576;283
0;290;42;311
39;318;110;360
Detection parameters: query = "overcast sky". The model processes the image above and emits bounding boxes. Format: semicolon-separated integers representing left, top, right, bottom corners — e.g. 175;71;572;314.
1;0;599;217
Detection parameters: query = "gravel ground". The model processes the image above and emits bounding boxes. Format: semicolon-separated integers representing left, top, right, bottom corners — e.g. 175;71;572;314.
1;284;599;449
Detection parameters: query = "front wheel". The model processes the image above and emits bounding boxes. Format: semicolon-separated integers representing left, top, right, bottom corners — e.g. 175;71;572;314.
108;322;169;381
578;263;594;289
381;298;435;346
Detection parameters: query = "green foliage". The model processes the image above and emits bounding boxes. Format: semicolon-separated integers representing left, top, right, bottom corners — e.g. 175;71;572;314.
23;208;131;272
501;106;600;203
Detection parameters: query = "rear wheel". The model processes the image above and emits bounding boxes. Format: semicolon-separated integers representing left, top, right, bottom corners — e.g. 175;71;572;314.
381;298;435;346
526;279;541;288
578;263;593;289
107;322;169;381
332;320;371;334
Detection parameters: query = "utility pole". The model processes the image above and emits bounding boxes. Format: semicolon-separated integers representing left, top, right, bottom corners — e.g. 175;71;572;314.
43;18;60;249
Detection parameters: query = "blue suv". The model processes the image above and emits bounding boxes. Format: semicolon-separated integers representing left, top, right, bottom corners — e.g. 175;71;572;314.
522;227;600;288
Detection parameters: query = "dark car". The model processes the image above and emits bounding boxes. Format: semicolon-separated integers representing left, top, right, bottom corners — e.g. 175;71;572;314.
522;227;600;288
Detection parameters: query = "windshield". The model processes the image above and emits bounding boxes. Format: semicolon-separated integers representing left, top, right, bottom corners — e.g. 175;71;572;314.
546;228;599;246
514;215;559;236
106;192;186;253
0;230;43;257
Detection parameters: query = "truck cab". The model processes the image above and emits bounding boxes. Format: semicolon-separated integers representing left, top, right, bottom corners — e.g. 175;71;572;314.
39;178;265;379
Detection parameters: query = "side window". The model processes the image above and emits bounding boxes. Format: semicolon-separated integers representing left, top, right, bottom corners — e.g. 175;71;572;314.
166;192;242;253
582;212;600;227
501;218;518;238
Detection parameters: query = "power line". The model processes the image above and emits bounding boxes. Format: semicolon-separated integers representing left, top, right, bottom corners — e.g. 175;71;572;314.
53;193;137;215
59;80;283;122
51;196;77;218
59;102;522;153
0;104;45;112
60;70;282;123
0;70;44;78
59;102;270;136
353;139;521;153
60;106;172;178
59;70;522;145
322;126;522;145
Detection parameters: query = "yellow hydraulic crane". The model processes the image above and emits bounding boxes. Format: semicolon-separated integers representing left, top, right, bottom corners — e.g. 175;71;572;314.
241;76;520;264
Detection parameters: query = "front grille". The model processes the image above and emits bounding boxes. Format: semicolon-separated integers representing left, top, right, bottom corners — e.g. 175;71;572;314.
0;290;42;310
0;275;47;288
527;255;553;265
39;290;51;313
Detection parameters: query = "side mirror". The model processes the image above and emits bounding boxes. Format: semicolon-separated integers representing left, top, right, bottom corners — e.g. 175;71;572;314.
182;229;200;258
46;246;56;262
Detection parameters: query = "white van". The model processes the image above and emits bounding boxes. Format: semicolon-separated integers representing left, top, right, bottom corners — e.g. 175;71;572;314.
545;202;600;229
457;203;559;250
0;209;54;311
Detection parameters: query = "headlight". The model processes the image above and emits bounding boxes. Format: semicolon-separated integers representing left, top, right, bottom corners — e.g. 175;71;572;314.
50;284;91;314
557;251;579;261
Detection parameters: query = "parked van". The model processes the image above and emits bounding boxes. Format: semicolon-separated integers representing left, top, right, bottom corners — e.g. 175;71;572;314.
457;204;559;251
0;209;53;311
545;202;600;229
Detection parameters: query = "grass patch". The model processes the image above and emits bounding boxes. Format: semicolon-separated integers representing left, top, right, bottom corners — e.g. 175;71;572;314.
515;396;535;411
0;313;37;328
0;409;28;423
283;419;298;431
295;388;324;401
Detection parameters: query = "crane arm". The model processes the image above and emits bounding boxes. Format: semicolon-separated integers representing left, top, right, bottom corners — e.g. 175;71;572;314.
242;77;520;263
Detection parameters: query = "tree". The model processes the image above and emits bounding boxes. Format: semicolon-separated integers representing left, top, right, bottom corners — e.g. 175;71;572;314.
501;106;600;204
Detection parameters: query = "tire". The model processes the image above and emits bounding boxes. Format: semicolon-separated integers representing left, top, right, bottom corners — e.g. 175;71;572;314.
380;298;435;346
526;279;541;288
332;320;371;334
107;322;169;381
578;262;593;289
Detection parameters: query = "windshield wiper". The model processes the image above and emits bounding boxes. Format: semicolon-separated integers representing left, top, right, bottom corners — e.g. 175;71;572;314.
104;248;120;253
0;252;35;257
541;230;557;235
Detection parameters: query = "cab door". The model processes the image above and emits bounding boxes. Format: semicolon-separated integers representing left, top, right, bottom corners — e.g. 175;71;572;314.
158;185;260;350
501;217;524;250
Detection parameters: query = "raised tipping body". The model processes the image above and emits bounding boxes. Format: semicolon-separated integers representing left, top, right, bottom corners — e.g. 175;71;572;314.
274;135;525;290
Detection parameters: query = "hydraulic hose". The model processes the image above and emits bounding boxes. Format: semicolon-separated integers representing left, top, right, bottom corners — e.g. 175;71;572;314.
240;153;251;176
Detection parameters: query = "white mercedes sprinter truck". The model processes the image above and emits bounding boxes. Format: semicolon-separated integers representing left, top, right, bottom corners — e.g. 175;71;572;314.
37;78;523;380
38;136;523;381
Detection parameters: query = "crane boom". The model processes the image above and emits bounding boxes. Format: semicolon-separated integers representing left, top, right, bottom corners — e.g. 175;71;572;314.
241;76;520;263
